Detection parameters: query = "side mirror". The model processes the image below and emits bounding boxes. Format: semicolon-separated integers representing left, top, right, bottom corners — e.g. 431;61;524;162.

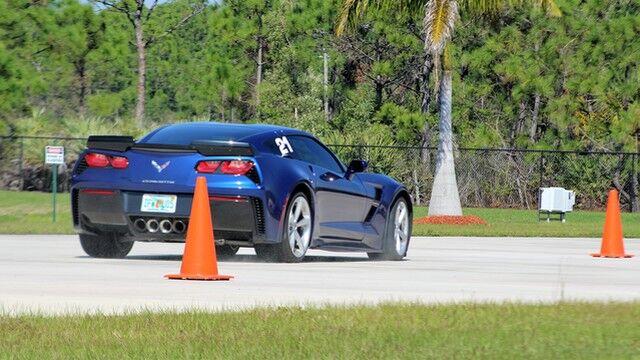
347;160;368;174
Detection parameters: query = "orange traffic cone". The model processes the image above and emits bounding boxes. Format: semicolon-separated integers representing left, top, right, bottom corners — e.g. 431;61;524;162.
165;176;233;280
591;189;633;258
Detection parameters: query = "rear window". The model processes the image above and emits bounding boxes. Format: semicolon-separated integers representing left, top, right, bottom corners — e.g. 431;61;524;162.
138;123;259;145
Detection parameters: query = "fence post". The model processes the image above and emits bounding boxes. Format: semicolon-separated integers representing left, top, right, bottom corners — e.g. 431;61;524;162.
633;153;638;212
18;137;24;190
539;151;544;189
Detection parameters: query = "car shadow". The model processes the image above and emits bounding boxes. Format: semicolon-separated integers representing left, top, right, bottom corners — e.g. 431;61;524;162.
78;254;371;263
225;254;371;263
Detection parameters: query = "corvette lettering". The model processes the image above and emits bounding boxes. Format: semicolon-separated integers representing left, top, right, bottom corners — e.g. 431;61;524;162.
141;179;175;184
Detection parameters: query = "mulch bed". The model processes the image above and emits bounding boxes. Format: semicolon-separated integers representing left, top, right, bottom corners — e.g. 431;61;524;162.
413;215;487;225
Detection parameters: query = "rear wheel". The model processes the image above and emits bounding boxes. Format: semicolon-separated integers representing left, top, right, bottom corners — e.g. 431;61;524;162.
254;244;278;262
79;233;133;258
255;193;312;263
215;245;239;259
368;197;411;261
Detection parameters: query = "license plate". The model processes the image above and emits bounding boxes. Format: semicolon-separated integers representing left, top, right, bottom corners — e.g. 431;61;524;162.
140;194;177;213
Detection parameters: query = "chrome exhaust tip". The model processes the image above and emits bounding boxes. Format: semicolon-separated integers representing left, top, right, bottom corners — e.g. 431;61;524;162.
172;220;186;234
133;218;147;232
146;219;160;233
159;219;173;234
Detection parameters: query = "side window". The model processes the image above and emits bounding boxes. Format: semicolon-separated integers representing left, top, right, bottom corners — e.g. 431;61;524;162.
264;136;294;157
288;136;344;174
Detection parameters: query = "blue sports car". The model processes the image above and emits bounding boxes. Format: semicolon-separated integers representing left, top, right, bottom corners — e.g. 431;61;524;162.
71;122;412;262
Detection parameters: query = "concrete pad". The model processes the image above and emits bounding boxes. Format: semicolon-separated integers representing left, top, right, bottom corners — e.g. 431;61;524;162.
0;235;639;315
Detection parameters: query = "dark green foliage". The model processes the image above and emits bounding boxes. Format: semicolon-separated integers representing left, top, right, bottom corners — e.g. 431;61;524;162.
0;0;638;153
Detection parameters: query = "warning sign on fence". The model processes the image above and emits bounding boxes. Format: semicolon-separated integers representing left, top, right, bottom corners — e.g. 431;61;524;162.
45;146;64;165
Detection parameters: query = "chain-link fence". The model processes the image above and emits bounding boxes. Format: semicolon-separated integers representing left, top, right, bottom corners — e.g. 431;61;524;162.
0;136;86;192
329;145;639;212
1;135;638;212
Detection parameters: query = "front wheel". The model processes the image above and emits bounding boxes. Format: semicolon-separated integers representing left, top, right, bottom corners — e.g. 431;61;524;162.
368;197;411;261
255;192;312;263
79;233;133;258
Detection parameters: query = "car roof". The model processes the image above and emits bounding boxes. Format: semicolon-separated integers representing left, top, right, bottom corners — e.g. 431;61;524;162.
138;121;310;145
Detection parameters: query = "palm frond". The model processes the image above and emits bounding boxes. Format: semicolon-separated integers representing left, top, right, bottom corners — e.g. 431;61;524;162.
458;0;561;17
458;0;508;14
336;0;370;37
538;0;561;17
336;0;426;36
424;0;459;55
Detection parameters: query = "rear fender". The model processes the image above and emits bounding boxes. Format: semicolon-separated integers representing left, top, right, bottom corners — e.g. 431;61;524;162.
257;154;315;243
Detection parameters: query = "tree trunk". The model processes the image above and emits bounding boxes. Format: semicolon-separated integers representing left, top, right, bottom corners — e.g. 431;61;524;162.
632;154;639;212
374;76;383;111
510;100;527;146
428;70;462;216
76;58;87;116
529;93;540;141
323;51;329;121
420;53;432;166
134;14;146;126
255;37;263;115
412;168;421;205
612;154;635;212
221;89;226;122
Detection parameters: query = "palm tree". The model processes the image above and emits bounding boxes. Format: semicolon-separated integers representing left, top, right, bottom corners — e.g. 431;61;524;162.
337;0;560;216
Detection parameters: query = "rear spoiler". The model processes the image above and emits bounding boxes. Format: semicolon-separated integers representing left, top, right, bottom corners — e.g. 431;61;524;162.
87;135;134;152
86;136;254;156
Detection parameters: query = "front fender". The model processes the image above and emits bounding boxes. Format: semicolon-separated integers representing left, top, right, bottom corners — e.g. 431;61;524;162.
355;173;412;250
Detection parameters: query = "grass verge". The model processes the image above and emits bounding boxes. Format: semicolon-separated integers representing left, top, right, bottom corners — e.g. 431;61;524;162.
0;190;72;234
1;303;639;359
2;190;640;237
412;206;640;237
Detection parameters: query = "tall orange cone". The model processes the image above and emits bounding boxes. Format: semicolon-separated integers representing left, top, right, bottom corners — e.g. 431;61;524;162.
591;189;633;258
165;176;233;280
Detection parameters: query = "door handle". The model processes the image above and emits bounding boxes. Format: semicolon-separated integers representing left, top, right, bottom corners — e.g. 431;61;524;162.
320;172;340;182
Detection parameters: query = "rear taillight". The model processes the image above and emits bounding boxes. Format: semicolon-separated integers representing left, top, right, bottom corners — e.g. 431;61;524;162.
80;189;115;195
220;160;254;175
196;161;221;173
196;160;253;175
110;156;129;169
84;153;109;168
84;153;128;169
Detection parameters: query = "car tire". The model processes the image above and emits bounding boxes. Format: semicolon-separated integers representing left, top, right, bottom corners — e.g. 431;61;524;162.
255;192;313;263
215;245;239;259
254;244;278;262
368;197;411;261
79;233;134;258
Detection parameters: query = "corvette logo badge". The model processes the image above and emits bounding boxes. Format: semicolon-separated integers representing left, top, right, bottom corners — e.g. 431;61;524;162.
151;160;170;173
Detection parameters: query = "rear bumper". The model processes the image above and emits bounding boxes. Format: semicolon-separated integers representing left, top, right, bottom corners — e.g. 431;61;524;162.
72;188;266;245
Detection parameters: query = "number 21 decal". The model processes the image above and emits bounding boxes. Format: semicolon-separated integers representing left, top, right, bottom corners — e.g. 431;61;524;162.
275;136;293;156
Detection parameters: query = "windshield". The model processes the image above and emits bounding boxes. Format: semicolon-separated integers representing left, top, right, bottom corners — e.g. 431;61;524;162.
138;123;259;145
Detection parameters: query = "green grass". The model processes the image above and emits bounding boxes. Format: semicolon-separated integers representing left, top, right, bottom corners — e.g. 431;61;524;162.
1;303;639;359
1;190;639;237
412;207;640;238
0;190;73;234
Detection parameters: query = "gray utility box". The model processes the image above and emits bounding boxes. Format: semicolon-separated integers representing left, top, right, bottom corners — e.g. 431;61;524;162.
538;187;575;222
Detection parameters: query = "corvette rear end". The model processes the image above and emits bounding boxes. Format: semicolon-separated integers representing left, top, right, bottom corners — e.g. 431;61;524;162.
71;135;267;254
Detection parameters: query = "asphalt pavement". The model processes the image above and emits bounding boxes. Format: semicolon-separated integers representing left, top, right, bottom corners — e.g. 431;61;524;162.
1;235;639;315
